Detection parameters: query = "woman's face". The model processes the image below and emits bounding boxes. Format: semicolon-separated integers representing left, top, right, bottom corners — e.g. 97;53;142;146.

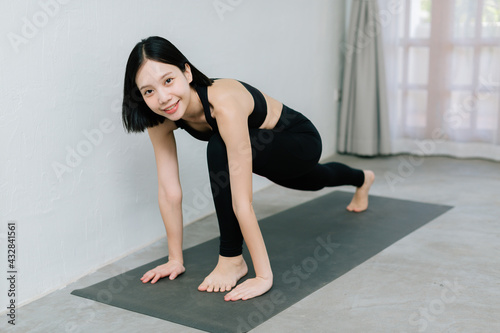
135;59;193;120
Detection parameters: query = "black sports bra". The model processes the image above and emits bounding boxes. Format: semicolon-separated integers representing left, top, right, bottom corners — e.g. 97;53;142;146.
174;79;267;141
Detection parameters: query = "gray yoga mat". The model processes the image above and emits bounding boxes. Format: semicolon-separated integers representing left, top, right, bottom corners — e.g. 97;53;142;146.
71;191;452;333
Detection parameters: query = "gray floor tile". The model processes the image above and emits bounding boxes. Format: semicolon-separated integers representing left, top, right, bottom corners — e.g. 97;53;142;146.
2;155;499;333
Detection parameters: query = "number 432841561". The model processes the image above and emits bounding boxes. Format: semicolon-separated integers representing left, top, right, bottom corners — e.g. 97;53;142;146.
7;223;16;270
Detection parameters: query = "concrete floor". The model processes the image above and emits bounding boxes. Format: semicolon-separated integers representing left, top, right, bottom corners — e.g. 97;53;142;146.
2;154;500;333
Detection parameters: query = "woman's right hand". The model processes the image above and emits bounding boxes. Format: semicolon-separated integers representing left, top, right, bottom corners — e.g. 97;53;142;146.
140;259;185;284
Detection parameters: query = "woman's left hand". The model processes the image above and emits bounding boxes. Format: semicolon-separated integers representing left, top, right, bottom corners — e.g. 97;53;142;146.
224;276;273;301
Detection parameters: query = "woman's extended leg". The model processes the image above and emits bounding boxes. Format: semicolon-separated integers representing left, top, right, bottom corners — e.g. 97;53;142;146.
250;106;374;211
268;166;375;212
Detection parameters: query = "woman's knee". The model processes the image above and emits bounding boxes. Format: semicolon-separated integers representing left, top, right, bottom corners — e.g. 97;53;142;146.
207;134;227;165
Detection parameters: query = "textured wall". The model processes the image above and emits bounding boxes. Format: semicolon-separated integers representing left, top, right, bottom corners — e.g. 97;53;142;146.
0;0;345;306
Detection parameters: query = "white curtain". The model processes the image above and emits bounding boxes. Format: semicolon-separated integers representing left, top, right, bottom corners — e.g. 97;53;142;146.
379;0;500;160
338;0;392;156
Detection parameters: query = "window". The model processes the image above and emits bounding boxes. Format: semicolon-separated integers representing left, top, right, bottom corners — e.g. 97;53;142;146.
396;0;500;144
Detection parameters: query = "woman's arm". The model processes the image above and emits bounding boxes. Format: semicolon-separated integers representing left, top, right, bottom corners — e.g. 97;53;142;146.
141;120;185;283
213;90;273;299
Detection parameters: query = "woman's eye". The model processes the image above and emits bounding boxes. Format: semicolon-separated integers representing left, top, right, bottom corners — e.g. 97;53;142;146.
144;90;153;96
165;78;173;84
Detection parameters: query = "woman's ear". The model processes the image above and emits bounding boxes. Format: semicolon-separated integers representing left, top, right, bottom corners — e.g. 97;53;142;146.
184;63;193;83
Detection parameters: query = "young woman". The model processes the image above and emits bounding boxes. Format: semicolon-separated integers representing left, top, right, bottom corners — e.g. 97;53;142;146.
122;36;375;302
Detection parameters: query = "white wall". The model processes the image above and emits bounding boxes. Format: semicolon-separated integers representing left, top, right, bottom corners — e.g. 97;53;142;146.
0;0;346;307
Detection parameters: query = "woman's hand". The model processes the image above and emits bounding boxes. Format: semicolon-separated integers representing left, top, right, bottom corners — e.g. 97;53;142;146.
224;275;273;301
140;259;185;284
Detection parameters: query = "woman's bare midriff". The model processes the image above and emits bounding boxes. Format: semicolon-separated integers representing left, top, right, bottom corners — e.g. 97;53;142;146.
259;93;283;131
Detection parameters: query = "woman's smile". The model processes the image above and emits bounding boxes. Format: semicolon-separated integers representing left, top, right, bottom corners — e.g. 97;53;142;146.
163;100;179;114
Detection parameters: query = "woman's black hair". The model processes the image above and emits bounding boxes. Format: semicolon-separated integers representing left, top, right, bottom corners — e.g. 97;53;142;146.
122;36;212;133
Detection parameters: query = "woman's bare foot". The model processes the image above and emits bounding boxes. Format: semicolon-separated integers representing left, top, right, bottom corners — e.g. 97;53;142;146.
346;170;375;212
198;255;248;293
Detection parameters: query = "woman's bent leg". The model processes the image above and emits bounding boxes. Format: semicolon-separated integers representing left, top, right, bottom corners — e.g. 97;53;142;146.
207;134;244;257
200;134;249;294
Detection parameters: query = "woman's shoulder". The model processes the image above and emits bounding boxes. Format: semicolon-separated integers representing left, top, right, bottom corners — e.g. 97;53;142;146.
209;78;245;91
207;78;253;108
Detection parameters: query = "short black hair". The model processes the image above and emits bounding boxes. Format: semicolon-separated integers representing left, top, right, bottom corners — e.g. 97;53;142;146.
122;36;212;133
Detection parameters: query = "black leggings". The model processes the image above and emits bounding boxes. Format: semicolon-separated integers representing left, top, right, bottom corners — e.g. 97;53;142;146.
206;105;365;257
